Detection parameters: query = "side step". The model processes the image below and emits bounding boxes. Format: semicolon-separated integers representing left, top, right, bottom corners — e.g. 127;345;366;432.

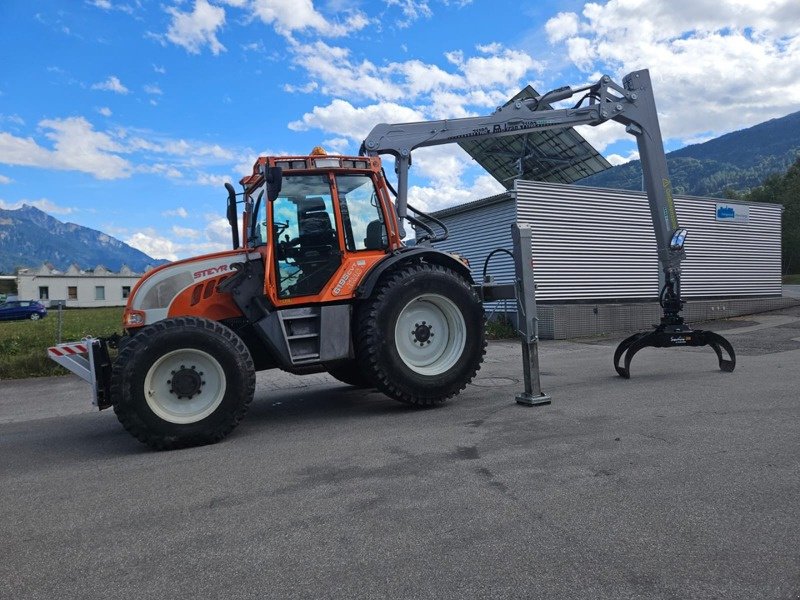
281;308;322;364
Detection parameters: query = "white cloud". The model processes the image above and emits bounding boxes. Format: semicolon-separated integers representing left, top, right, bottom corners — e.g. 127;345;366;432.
0;117;131;179
91;75;129;94
0;114;25;127
288;41;542;121
162;207;189;218
195;172;232;187
606;149;640;166
248;0;369;38
545;0;800;142
384;0;432;28
322;137;351;153
0;174;12;184
88;0;135;13
0;198;75;214
139;163;183;178
97;106;112;116
545;12;579;43
204;216;233;246
288;99;423;142
126;216;231;260
126;229;181;261
283;81;318;94
407;172;505;213
153;64;166;74
172;225;201;238
165;0;227;55
289;41;401;102
144;84;163;95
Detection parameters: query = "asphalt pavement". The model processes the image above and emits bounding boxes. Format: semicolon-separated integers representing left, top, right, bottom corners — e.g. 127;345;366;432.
1;306;799;600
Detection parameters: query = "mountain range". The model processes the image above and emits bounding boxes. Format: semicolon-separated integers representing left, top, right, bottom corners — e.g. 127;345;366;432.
578;110;800;196
0;205;164;274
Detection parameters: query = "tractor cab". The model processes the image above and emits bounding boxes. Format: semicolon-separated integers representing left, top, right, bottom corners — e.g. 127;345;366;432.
237;149;402;305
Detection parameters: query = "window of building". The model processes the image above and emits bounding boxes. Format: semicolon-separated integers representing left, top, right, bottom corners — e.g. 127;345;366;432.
95;286;105;301
39;286;49;300
122;286;131;299
67;286;78;300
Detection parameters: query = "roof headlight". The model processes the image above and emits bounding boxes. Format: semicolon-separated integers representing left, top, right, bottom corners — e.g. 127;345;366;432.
313;158;341;168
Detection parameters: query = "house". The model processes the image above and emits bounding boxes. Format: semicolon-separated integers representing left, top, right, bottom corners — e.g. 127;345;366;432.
15;264;145;308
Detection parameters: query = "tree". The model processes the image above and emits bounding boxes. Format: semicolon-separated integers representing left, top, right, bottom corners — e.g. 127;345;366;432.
745;158;800;274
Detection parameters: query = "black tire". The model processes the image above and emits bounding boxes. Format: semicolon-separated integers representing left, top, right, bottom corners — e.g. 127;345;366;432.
111;317;255;450
355;262;485;406
327;361;375;388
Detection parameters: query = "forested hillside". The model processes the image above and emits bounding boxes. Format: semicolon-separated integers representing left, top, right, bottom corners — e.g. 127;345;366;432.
741;158;800;274
578;110;800;197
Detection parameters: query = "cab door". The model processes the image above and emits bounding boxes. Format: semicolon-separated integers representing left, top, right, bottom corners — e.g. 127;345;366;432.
269;174;343;299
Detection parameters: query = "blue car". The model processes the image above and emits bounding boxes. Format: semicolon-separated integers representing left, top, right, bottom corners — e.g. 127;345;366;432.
0;300;48;321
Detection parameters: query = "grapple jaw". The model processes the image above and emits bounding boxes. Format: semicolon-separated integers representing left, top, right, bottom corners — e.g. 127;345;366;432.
614;324;736;379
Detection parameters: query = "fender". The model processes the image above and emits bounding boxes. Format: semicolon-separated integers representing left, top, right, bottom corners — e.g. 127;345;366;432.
354;247;474;299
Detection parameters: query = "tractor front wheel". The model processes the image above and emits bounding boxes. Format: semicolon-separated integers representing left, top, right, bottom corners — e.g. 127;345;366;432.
355;263;485;406
110;317;255;450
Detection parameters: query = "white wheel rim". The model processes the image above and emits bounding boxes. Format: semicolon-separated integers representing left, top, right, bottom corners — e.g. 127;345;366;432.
394;293;466;376
143;348;226;424
30;314;40;320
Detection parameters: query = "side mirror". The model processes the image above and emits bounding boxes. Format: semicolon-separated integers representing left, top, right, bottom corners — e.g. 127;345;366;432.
266;166;282;201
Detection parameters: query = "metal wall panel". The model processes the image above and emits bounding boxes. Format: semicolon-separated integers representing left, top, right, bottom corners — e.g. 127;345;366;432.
515;180;783;300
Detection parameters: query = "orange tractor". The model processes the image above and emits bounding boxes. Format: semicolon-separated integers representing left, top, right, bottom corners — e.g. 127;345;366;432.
49;69;734;449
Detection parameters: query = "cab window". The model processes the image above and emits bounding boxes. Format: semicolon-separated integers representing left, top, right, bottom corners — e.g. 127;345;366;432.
250;185;267;247
335;174;387;251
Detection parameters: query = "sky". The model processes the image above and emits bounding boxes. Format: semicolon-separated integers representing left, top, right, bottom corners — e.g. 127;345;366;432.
1;0;799;262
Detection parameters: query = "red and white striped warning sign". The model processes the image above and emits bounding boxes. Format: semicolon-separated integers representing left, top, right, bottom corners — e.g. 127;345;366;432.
48;343;89;357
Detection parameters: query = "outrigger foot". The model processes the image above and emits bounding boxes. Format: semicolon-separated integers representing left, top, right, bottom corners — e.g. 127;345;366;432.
613;325;736;379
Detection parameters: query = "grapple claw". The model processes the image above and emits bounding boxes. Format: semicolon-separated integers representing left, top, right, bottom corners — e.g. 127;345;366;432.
614;332;648;378
613;324;737;378
698;330;736;372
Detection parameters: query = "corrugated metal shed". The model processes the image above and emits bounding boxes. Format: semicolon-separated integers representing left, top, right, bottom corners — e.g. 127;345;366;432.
515;180;782;300
458;86;612;188
422;181;782;303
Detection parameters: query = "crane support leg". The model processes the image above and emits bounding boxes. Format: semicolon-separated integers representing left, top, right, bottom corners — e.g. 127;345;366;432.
511;224;551;406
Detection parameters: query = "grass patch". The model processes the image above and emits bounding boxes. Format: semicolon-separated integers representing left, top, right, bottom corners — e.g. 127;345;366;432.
783;274;800;284
485;315;518;340
0;307;124;379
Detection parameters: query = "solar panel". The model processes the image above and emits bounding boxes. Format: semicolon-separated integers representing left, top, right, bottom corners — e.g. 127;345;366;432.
458;85;611;189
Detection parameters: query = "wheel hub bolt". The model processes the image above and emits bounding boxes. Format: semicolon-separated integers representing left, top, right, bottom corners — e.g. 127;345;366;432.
168;365;205;399
412;322;433;345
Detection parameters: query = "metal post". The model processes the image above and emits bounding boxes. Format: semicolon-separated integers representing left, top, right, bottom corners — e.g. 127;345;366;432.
511;223;551;406
57;303;63;345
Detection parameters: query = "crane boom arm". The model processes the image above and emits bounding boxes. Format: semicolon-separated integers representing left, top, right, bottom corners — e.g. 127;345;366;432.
361;69;682;272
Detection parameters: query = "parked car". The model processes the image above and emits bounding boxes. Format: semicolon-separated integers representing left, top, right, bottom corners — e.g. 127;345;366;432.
0;300;48;321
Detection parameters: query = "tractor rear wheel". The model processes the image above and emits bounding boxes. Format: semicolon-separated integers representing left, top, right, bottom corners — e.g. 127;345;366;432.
110;317;255;450
355;263;485;406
